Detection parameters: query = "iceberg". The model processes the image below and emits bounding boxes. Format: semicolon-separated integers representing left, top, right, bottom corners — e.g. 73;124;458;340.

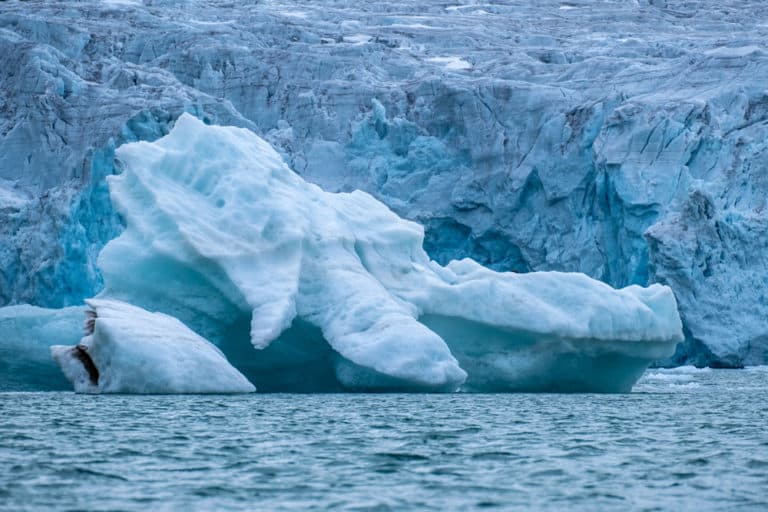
0;304;84;390
51;299;255;394
85;113;683;393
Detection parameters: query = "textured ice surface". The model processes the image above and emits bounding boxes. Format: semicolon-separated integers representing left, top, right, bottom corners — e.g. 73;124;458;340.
1;1;766;365
50;299;255;394
91;114;681;392
0;305;83;390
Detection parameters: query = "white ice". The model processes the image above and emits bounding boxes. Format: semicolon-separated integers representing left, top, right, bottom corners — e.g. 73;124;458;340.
344;34;372;45
50;299;255;394
426;56;473;71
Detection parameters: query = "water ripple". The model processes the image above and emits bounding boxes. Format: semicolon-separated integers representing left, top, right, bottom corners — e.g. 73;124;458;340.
1;369;767;510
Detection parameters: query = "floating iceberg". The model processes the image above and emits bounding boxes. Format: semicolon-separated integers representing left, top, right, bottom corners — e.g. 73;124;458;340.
0;304;84;391
50;299;255;393
80;113;683;393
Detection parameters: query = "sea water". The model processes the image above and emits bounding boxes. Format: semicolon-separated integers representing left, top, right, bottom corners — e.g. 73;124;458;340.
1;368;766;511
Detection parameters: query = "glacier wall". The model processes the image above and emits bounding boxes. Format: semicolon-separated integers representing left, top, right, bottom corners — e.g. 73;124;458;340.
1;0;767;366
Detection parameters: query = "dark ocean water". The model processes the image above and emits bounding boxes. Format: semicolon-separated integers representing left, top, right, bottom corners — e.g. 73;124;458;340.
1;368;767;511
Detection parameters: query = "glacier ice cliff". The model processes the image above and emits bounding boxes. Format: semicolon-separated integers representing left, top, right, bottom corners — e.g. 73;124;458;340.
0;0;766;366
71;113;677;393
51;299;255;394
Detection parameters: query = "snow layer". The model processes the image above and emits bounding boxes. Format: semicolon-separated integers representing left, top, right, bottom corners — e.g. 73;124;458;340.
51;299;255;393
95;114;681;392
1;1;765;366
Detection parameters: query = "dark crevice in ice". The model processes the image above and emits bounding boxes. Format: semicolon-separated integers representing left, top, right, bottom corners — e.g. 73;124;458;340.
73;345;99;386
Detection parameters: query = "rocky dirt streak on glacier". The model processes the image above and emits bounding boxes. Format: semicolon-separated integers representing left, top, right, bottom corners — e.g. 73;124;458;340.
46;113;680;394
0;1;766;366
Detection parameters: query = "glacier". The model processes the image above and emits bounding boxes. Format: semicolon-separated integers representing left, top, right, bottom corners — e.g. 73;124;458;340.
66;113;677;393
0;0;767;366
51;299;255;394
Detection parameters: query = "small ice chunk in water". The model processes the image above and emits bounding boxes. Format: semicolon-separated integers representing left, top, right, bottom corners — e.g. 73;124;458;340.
51;299;255;394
